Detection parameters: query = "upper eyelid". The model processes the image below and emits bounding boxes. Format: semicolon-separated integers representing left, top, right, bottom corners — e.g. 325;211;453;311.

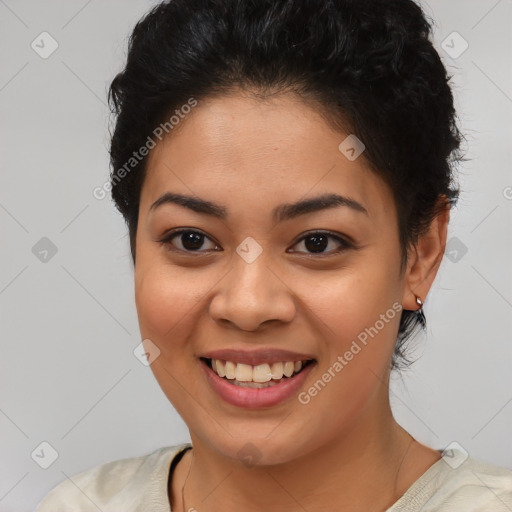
160;228;219;245
158;229;220;252
160;228;351;252
290;230;352;246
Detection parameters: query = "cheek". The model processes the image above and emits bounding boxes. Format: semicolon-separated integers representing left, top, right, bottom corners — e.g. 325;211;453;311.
303;260;402;368
134;259;207;350
291;270;402;437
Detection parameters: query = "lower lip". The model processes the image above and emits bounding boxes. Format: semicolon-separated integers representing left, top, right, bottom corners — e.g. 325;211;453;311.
200;359;315;409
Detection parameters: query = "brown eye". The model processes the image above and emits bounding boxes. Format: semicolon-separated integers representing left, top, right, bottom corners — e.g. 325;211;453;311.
289;231;352;256
159;229;220;253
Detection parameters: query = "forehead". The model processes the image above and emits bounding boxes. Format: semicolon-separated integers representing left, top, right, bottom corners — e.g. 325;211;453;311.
142;92;396;223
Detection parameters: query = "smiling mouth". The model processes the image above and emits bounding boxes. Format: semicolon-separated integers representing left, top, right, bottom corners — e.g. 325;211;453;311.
200;357;315;388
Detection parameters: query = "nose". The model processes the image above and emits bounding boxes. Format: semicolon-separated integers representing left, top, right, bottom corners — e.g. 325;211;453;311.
208;250;296;332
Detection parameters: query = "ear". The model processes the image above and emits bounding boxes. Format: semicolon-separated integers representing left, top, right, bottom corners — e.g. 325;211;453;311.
402;199;450;311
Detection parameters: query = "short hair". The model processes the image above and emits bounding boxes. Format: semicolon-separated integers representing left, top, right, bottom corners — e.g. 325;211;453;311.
108;0;463;370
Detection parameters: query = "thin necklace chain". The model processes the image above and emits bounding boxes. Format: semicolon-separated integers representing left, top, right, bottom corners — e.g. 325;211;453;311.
392;434;415;502
181;448;193;512
181;436;415;512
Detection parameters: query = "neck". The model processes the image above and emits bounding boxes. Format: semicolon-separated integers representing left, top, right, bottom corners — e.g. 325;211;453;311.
173;398;440;512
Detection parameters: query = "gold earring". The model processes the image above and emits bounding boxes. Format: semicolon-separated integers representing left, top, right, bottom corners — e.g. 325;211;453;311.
415;295;426;327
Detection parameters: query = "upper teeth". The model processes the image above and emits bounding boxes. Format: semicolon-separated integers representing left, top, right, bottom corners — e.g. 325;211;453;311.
211;360;306;382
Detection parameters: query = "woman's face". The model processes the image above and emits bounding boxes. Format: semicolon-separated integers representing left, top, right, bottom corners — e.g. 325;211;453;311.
134;91;412;465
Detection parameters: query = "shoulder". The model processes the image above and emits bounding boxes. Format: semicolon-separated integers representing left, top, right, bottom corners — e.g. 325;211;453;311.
390;449;512;512
442;455;512;508
35;443;191;512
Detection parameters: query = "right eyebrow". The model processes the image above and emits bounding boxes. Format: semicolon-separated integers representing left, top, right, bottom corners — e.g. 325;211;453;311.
150;192;227;218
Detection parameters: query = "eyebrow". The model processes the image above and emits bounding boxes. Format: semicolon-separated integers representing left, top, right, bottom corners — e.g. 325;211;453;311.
149;191;368;222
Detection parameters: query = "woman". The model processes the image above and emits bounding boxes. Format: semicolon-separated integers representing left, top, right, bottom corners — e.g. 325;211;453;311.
36;0;512;510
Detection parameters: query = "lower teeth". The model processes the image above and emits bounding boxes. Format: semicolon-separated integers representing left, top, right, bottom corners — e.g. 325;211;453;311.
228;379;283;388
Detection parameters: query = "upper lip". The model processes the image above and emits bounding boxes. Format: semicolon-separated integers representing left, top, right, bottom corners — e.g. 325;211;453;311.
200;348;316;366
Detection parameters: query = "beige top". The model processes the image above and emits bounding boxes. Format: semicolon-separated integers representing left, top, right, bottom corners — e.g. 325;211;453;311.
36;443;512;511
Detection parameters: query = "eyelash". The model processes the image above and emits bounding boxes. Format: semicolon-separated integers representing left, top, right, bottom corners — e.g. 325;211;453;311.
157;228;354;257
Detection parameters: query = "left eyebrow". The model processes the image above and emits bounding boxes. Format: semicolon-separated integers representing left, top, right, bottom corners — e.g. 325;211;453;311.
149;192;368;222
273;193;368;222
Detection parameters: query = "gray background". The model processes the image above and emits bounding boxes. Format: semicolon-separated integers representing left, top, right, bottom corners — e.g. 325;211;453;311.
1;1;511;510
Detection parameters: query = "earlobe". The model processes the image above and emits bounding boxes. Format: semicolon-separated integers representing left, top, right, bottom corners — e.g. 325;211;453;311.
401;200;450;311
